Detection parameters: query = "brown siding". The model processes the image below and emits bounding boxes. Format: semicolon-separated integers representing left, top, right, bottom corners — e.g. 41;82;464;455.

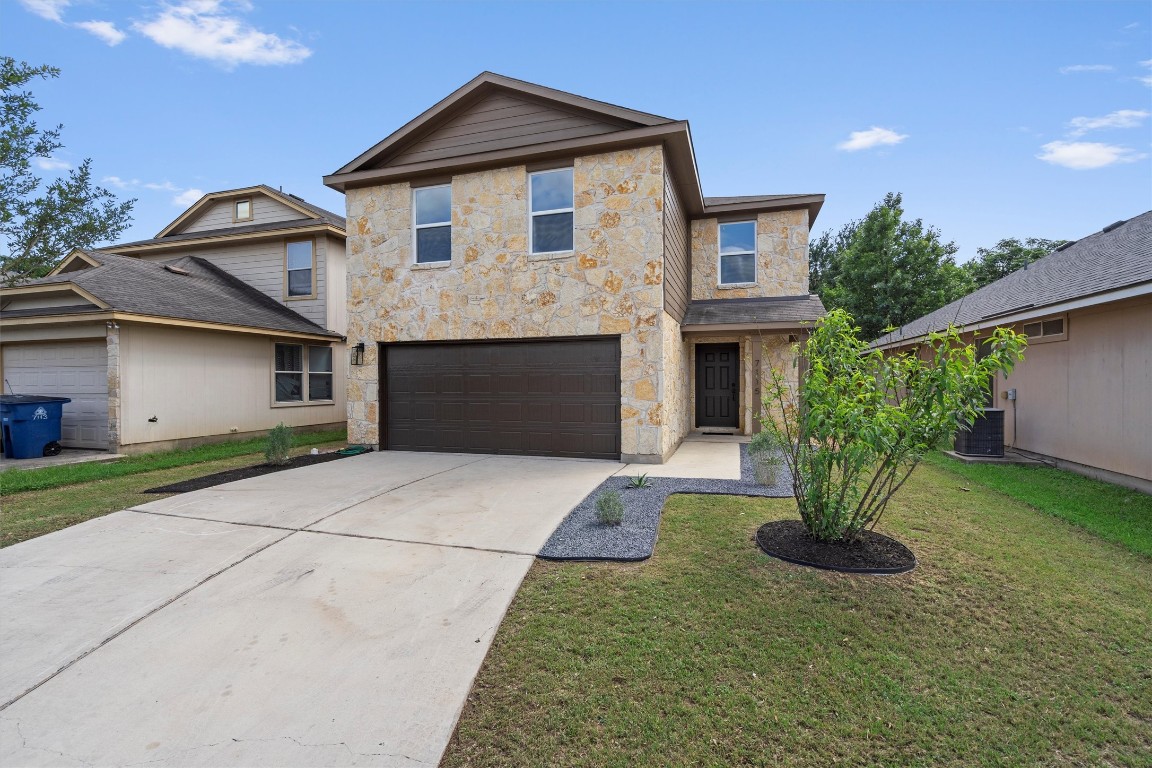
663;168;690;321
384;93;629;168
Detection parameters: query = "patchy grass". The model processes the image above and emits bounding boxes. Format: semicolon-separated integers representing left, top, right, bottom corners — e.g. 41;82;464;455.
924;452;1152;558
443;462;1152;768
0;438;345;548
0;428;346;494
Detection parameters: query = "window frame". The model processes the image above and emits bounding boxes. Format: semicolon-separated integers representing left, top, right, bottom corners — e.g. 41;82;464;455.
284;238;316;300
717;220;757;286
272;342;336;406
234;199;253;223
528;168;575;256
412;184;453;264
1020;314;1068;344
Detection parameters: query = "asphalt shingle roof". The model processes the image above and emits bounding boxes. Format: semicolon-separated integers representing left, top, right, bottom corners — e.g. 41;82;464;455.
682;295;826;326
104;217;341;250
4;251;338;337
872;211;1152;347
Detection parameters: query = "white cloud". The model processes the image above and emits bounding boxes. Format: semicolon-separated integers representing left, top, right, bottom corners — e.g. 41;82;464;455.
1037;141;1147;170
836;127;908;152
1139;60;1152;87
143;181;181;192
74;20;127;46
1058;64;1115;74
35;157;71;171
18;0;69;22
133;1;312;67
102;176;140;190
173;188;204;207
1067;109;1150;136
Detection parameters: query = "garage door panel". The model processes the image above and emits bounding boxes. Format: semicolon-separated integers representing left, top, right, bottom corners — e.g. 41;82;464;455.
2;341;109;449
385;339;621;460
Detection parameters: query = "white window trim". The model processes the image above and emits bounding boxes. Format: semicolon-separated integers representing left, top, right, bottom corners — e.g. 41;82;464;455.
718;220;757;286
529;168;574;256
284;239;316;300
272;342;335;406
412;184;452;264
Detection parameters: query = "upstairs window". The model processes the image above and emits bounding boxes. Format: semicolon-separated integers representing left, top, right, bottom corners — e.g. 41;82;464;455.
274;343;334;402
530;168;574;254
719;221;756;285
286;240;314;297
234;199;252;222
414;185;451;263
1022;316;1066;343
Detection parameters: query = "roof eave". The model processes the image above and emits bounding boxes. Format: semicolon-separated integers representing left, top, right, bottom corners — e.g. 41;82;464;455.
699;195;825;224
101;223;346;254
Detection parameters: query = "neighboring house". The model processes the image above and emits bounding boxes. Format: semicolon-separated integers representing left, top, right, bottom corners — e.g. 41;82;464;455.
0;186;348;454
873;212;1152;492
325;72;825;463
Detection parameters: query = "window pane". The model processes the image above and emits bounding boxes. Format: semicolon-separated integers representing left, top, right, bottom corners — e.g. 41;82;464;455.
1022;322;1041;337
1043;318;1064;335
416;226;451;263
309;346;333;373
720;221;756;254
720;253;755;284
415;186;451;225
288;269;312;296
532;212;573;253
287;241;312;270
275;344;303;372
309;373;333;401
531;169;573;212
235;200;251;219
275;372;303;402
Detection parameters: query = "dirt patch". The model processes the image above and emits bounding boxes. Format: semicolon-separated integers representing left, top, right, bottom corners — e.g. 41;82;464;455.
756;519;916;574
143;452;349;494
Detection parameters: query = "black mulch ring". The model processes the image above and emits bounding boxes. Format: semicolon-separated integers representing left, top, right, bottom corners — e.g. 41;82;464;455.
756;519;916;574
142;452;349;494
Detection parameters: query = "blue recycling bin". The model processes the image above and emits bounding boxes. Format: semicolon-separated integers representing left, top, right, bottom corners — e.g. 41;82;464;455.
0;395;72;459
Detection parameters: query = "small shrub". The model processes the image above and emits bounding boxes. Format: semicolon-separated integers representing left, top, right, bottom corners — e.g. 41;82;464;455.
264;422;295;466
626;473;652;489
596;490;625;526
748;429;781;456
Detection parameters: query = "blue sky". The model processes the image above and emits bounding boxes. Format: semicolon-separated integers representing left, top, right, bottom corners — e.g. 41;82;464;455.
7;0;1151;261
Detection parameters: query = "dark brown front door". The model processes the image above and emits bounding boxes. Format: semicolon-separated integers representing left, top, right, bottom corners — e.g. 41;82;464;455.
383;338;621;460
695;343;739;428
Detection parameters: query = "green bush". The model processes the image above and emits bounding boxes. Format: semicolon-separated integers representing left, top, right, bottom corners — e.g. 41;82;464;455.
760;309;1025;542
264;423;295;466
596;490;625;526
748;429;781;456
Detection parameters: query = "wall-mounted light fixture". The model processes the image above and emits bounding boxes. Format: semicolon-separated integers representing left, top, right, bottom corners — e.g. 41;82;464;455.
350;342;366;366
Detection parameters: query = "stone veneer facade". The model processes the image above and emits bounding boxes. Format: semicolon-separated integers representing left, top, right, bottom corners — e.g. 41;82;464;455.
690;209;810;300
345;145;673;461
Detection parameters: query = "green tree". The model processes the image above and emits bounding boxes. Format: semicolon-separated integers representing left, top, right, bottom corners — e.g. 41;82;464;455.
961;237;1066;289
760;309;1026;542
1;57;133;285
811;193;973;340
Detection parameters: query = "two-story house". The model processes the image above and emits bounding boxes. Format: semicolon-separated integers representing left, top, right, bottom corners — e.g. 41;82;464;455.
325;73;825;464
0;186;347;454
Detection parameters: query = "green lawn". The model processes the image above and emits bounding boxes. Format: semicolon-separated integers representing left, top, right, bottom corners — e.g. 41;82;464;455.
0;431;346;547
443;460;1152;767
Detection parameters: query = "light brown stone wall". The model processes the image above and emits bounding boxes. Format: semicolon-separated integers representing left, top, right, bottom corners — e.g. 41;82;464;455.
660;310;690;456
345;145;669;459
690;209;810;300
106;325;121;449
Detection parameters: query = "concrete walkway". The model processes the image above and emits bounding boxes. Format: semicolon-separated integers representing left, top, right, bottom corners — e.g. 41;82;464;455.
618;433;747;480
0;451;620;767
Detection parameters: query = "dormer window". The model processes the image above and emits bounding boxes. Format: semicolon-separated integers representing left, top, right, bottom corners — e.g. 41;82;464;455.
234;199;253;222
529;168;574;254
413;185;452;263
719;221;756;285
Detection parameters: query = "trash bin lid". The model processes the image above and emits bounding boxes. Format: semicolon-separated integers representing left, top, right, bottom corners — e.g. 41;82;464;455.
0;395;73;404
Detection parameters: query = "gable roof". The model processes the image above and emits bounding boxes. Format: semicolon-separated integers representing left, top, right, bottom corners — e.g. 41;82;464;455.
872;211;1152;348
3;251;339;339
324;73;824;223
155;185;346;238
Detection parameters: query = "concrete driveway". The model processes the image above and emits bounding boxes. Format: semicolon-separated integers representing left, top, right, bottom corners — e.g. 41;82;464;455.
0;451;620;767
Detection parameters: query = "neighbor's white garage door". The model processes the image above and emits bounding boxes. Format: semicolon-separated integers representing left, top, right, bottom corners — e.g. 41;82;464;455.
2;341;109;449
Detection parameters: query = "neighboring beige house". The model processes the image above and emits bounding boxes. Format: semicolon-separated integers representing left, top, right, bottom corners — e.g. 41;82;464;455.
873;212;1152;493
0;186;348;454
325;73;825;463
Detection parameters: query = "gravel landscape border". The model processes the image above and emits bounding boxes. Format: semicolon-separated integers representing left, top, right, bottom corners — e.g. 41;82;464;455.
538;445;792;562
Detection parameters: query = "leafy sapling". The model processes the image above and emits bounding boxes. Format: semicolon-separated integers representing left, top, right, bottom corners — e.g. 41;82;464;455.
596;490;625;526
264;422;295;466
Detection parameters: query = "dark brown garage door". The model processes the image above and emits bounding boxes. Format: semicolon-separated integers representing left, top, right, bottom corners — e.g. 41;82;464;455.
383;338;621;460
